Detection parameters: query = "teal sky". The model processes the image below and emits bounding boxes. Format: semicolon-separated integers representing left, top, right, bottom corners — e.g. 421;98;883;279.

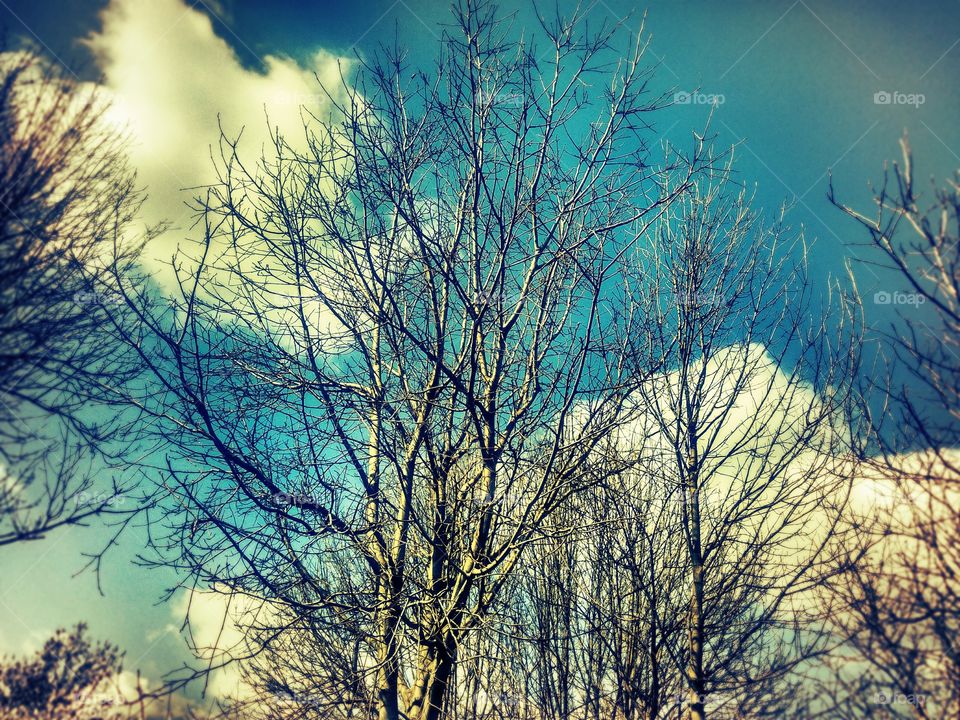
0;0;958;703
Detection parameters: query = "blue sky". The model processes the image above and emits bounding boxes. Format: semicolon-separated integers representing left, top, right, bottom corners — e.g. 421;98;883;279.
0;0;958;703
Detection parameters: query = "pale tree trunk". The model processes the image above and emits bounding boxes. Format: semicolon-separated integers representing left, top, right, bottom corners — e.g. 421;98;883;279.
406;633;457;720
424;638;457;720
687;562;705;720
685;446;706;720
649;537;663;720
369;398;401;720
377;601;402;720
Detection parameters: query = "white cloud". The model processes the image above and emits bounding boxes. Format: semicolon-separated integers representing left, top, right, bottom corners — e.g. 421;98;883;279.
621;343;850;513
173;587;274;701
85;0;348;288
849;447;960;517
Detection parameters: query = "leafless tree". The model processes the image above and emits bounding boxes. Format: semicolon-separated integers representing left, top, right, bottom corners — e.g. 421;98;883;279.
619;162;862;720
826;135;960;718
0;49;148;547
104;2;708;718
470;160;862;720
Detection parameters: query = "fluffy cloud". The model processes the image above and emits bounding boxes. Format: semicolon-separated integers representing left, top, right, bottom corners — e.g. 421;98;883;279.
85;0;348;287
618;343;851;514
849;447;960;517
172;587;265;701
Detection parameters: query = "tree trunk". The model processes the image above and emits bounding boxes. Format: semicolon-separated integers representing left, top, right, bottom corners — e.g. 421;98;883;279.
377;599;402;720
424;639;456;720
408;635;457;720
687;560;705;720
686;449;706;720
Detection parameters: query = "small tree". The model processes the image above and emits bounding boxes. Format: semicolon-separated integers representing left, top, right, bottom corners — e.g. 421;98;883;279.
0;624;124;719
624;166;861;720
511;480;687;720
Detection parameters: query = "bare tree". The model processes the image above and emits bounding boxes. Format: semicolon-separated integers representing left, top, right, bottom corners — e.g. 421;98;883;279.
827;135;960;717
0;49;147;547
397;156;864;720
621;163;862;720
105;2;706;718
473;161;862;720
